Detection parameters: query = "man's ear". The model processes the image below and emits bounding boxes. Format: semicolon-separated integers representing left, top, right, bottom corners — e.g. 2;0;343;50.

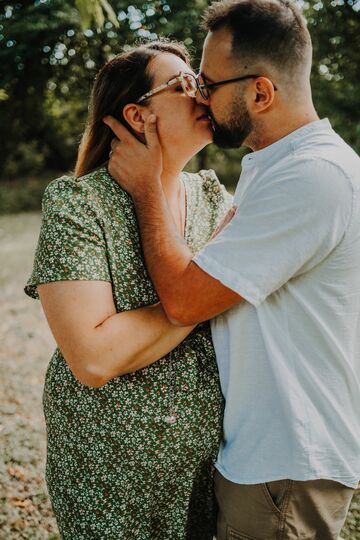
251;77;276;112
122;103;145;134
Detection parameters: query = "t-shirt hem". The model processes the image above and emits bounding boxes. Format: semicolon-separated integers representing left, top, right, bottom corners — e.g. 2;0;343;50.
193;251;265;307
215;463;359;489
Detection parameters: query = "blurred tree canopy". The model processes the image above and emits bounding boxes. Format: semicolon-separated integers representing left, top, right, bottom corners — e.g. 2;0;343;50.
0;0;359;187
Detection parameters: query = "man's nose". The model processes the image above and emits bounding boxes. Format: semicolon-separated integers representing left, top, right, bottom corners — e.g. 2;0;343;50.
195;90;208;106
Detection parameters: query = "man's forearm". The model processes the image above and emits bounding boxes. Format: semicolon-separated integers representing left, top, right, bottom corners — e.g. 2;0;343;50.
105;115;243;325
132;181;193;320
92;303;195;382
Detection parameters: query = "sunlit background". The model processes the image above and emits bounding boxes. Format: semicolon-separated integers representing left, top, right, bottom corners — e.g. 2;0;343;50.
0;2;359;538
0;0;359;213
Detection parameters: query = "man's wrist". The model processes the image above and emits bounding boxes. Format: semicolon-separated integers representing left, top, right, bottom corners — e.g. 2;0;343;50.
131;176;162;203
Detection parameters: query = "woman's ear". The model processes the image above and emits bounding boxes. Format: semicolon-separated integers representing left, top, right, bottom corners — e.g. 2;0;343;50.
122;103;145;134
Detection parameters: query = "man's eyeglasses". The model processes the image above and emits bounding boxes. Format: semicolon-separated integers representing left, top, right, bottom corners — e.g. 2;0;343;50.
196;73;262;100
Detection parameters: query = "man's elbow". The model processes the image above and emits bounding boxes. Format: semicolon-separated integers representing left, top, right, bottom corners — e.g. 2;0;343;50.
163;301;200;327
167;315;191;327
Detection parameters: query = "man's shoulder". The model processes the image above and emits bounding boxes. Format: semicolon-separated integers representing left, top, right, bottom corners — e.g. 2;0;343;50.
260;143;357;200
294;128;360;186
248;153;355;228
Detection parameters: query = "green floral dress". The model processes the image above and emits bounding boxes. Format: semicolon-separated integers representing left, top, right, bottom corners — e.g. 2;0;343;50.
25;166;233;540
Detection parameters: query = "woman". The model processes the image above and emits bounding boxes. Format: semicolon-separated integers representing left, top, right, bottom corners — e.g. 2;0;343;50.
25;40;233;539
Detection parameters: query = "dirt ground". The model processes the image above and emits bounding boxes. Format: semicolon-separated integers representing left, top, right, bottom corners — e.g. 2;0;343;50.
0;212;359;539
0;213;59;539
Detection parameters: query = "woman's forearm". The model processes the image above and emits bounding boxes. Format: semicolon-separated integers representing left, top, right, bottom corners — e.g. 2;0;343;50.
38;282;194;388
67;303;195;387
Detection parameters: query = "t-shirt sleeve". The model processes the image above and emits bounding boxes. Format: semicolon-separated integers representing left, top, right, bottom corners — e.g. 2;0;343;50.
25;176;111;299
193;159;353;307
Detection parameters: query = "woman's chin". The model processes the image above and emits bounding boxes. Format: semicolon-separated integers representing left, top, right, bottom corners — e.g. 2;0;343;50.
202;125;215;143
202;131;214;145
200;128;214;146
190;138;213;157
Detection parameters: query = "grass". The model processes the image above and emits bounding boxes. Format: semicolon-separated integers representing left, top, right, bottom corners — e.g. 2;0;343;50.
0;213;59;538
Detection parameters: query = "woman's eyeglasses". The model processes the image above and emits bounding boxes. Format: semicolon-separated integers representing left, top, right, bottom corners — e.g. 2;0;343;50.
137;72;199;103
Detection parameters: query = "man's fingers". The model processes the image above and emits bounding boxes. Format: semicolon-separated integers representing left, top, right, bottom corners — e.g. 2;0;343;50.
110;138;121;152
144;114;160;149
103;115;130;141
210;205;238;240
220;206;237;227
225;205;238;222
104;114;159;150
221;205;238;227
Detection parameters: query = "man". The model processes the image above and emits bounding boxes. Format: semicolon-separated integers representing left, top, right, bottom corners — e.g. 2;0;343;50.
104;1;360;538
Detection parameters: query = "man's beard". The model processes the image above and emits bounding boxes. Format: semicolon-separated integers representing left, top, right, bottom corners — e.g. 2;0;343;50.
210;96;253;149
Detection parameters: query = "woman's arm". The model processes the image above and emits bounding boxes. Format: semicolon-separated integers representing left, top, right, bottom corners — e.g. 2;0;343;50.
38;280;195;388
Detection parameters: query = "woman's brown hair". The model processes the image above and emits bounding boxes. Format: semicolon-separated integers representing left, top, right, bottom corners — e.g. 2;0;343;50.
75;40;190;178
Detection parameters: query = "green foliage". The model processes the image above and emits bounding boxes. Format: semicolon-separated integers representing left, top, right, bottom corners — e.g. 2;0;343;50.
0;0;210;184
75;0;120;30
0;88;9;100
0;0;359;207
0;172;57;214
306;0;360;152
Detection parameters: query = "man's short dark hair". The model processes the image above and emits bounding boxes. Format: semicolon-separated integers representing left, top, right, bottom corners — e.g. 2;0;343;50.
202;0;311;76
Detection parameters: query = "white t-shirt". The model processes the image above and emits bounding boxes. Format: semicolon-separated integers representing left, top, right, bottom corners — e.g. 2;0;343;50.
193;119;360;488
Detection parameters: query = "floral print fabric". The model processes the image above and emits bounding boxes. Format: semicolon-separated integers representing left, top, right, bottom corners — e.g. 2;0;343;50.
25;167;233;540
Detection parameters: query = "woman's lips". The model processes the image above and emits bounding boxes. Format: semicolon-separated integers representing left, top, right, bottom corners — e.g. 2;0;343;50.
196;114;215;132
196;114;211;122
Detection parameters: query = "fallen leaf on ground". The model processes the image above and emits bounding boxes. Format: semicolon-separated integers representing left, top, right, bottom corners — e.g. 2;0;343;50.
10;497;32;508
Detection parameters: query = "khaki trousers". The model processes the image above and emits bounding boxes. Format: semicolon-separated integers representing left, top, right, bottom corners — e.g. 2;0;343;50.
215;470;354;540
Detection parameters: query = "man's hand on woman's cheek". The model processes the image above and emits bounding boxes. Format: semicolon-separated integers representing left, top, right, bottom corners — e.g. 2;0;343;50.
103;115;163;198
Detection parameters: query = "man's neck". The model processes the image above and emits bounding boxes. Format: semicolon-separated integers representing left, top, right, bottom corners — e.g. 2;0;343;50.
247;108;320;152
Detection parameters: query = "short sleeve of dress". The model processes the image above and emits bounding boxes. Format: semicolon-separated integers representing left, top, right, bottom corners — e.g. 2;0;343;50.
25;175;111;300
